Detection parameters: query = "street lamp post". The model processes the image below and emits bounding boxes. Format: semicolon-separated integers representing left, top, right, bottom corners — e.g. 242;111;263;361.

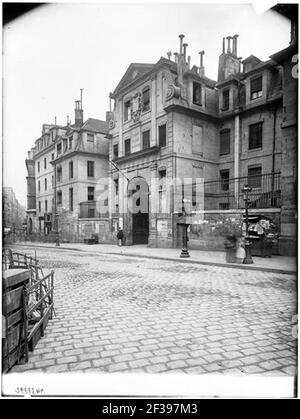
180;198;190;258
242;184;253;264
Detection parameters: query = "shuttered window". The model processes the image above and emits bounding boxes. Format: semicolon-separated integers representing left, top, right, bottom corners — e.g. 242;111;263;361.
142;130;150;150
249;122;263;149
248;166;262;188
220;129;230;155
124;139;131;156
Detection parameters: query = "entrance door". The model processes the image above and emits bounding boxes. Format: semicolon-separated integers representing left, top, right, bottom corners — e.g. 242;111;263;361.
128;177;149;245
132;212;149;244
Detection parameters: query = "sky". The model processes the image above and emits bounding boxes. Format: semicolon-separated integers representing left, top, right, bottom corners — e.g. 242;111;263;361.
2;1;291;207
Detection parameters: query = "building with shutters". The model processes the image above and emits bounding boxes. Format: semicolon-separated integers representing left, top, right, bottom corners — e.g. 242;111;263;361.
107;25;297;254
25;97;110;242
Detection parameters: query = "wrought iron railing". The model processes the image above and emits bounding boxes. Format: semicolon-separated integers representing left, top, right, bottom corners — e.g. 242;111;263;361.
204;172;281;210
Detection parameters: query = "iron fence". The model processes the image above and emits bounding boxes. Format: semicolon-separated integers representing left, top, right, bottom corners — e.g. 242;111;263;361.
204;172;281;210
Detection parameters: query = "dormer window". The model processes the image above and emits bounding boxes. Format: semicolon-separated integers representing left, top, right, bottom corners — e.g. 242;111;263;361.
193;82;202;106
87;133;94;143
250;75;263;100
124;100;131;122
222;89;230;110
142;87;150;112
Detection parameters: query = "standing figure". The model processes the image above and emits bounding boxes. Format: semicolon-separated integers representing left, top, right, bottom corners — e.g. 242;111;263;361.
224;234;237;263
236;237;246;263
117;228;124;246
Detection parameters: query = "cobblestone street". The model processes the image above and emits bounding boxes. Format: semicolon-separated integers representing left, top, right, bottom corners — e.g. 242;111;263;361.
10;244;297;376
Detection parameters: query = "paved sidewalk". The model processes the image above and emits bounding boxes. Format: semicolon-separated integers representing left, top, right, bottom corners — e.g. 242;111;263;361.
15;241;296;274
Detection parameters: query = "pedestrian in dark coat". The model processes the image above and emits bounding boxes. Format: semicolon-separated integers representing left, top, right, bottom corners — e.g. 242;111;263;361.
117;228;124;246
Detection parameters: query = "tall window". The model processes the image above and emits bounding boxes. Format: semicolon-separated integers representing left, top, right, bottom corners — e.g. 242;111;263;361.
45;200;48;212
38;180;40;192
222;89;230;110
57;190;62;205
220;129;230;155
44;178;47;191
142;87;150;112
44;157;47;169
114;179;119;213
124;139;131;156
113;144;119;160
250;75;263;100
193;82;202;105
37;162;40;173
159;124;167;147
220;169;230;191
87;133;94;143
69;161;74;179
51;153;54;161
69;188;73;211
88;186;95;201
69;136;73;149
142;130;150;149
248;166;262;188
158;170;166;213
52;175;54;188
87;161;94;177
124;100;131;122
57;143;62;155
38;201;41;212
249;122;263;150
57;165;62;183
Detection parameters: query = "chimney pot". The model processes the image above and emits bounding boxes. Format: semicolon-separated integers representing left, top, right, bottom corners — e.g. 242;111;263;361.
179;34;185;55
232;34;239;56
167;51;172;60
226;36;232;54
183;43;188;61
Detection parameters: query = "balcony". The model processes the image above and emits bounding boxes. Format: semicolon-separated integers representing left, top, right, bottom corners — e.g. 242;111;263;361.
79;201;108;219
204;172;281;210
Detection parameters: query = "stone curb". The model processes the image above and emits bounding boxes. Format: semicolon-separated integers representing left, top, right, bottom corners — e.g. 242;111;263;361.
11;243;296;275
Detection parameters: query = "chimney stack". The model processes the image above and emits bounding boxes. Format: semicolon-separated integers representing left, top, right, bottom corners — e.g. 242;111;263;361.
179;34;184;56
183;43;188;61
74;99;83;127
232;34;239;56
226;36;232;54
222;37;225;54
188;56;191;69
174;52;179;63
167;51;172;60
198;51;205;77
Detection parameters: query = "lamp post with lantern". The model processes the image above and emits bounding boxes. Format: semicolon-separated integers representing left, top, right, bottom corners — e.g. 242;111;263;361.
242;184;253;264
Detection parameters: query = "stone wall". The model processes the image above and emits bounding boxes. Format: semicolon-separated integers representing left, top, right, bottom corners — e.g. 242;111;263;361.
177;209;281;253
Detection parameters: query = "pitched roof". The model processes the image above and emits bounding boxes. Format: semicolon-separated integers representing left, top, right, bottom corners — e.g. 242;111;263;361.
113;63;156;96
81;118;109;134
242;54;261;64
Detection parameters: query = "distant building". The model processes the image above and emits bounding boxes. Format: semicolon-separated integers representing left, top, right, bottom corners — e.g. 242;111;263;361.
2;187;26;234
25;98;109;242
107;24;297;254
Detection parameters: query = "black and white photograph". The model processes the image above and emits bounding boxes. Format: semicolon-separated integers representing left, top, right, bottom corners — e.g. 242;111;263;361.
1;1;298;399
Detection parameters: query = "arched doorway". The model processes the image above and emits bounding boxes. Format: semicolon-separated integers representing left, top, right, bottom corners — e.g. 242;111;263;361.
128;177;149;245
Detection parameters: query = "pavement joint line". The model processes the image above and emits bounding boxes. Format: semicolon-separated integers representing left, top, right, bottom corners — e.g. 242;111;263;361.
10;243;296;275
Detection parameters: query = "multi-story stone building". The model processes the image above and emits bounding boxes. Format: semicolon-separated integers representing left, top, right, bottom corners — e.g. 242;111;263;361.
107;28;297;255
25;98;109;242
3;187;26;234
